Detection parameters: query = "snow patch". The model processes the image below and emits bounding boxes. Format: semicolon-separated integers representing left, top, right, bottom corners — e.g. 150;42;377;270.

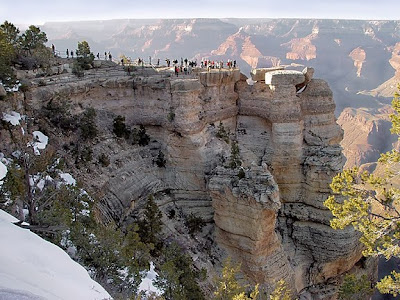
31;131;49;155
246;78;257;86
2;111;21;126
0;161;7;181
138;262;161;296
59;173;76;186
5;82;21;92
0;209;111;300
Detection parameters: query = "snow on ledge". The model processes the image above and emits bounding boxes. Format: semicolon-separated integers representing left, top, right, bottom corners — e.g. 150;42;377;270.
2;111;22;126
32;131;49;155
59;173;76;186
0;161;7;181
138;262;161;296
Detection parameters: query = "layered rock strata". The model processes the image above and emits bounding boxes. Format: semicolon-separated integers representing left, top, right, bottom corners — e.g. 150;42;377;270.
26;67;363;298
210;69;363;297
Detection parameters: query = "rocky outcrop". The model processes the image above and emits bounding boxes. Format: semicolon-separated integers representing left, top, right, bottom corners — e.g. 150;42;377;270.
361;42;400;98
208;69;363;297
349;47;366;78
338;107;397;168
26;66;364;298
209;166;292;285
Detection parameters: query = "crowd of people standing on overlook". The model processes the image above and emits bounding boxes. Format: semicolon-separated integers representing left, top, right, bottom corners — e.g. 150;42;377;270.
51;44;238;76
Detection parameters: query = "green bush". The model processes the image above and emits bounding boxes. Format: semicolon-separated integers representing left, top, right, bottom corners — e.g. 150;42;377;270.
113;115;130;138
155;151;166;168
138;125;150;146
43;99;77;132
167;111;175;122
98;153;110;167
155;242;205;300
79;107;97;140
238;168;245;179
72;62;84;78
216;122;230;144
229;141;241;169
185;212;206;235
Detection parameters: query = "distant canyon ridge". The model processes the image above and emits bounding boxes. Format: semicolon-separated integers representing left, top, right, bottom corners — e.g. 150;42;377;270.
42;18;400;167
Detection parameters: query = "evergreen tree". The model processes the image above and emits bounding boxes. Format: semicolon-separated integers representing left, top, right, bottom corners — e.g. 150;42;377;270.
138;195;163;247
155;151;166;168
79;107;97;140
76;40;94;70
216;122;230;144
214;257;259;300
19;25;47;55
0;25;16;85
155;242;205;300
229;141;241;169
113;115;129;138
338;274;373;300
0;21;20;46
324;85;400;297
269;279;291;300
138;125;150;146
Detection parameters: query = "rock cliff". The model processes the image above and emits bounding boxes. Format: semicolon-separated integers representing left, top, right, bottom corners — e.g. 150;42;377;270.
24;66;365;298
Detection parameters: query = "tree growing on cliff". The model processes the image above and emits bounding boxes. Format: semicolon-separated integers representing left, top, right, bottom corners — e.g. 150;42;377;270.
75;40;94;70
79;107;97;141
19;25;48;56
0;21;20;46
229;140;242;169
0;23;17;85
338;274;373;300
113;115;130;138
214;258;259;300
155;242;205;300
324;86;400;297
138;195;163;251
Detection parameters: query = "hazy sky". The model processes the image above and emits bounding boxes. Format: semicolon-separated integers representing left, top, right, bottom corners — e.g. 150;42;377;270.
1;0;398;25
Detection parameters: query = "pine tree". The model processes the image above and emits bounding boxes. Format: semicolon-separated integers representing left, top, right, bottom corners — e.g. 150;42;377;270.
269;279;291;300
324;85;400;297
19;25;47;55
80;107;97;140
113;115;129;138
214;257;259;300
155;242;205;300
138;195;163;246
229;141;241;169
338;274;373;300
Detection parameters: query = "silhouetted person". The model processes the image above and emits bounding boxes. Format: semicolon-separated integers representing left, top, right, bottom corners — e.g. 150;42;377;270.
66;49;69;58
71;50;74;58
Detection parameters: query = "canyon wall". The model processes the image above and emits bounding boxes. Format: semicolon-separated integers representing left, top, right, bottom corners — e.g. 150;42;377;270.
26;67;365;298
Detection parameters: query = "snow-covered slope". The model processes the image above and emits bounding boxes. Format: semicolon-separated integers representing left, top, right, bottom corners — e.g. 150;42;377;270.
0;209;112;300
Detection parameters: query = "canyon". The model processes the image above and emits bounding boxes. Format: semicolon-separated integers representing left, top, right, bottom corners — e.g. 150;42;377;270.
41;18;400;168
9;63;372;298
